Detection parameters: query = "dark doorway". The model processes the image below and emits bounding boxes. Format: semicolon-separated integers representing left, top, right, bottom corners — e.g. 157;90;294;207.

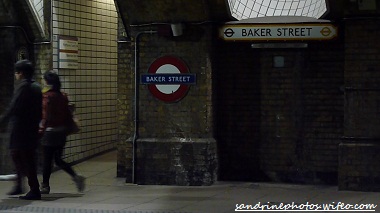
214;41;265;181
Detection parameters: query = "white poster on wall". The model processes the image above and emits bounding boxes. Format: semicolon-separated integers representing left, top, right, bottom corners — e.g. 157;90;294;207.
58;36;78;69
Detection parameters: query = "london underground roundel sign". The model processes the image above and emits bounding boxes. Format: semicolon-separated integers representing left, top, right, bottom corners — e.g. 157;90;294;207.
141;56;196;103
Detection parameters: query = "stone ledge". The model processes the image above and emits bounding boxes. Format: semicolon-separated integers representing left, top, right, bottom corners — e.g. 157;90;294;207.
137;137;216;143
339;142;380;191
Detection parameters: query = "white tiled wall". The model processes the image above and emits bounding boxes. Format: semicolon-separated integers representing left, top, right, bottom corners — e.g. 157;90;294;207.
51;0;118;162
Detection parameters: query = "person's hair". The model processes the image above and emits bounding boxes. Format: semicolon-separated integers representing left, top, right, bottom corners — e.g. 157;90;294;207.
43;71;61;91
14;59;34;79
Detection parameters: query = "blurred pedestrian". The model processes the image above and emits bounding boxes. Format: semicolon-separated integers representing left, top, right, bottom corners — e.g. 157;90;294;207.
39;70;85;194
0;59;42;200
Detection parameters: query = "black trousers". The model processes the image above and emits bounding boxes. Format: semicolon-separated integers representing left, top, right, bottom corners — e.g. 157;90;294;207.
42;145;76;185
10;149;40;192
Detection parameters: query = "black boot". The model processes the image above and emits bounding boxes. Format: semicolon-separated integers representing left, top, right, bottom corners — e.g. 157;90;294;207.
19;190;41;200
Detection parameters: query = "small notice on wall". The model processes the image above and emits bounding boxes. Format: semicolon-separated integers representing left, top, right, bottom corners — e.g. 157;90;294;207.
58;36;78;69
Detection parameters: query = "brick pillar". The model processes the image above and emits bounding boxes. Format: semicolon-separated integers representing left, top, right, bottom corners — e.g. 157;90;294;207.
117;25;217;185
339;19;380;191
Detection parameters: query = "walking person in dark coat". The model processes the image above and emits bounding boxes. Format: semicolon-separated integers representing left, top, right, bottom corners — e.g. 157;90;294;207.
0;60;42;200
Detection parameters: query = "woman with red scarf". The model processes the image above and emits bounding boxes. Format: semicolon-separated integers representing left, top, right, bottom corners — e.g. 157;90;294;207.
39;71;85;194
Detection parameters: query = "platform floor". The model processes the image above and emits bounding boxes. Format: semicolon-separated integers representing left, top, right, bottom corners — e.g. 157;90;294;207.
0;150;379;213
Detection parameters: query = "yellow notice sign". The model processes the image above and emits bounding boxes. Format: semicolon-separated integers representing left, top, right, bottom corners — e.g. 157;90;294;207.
220;24;337;41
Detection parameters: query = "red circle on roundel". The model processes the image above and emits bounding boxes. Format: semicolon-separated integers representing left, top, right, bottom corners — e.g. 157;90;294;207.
148;56;190;103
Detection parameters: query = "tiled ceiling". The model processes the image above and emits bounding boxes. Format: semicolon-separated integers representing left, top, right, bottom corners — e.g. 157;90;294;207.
228;0;327;19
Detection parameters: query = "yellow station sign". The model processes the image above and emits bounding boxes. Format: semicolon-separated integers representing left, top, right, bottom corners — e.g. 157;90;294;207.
220;24;338;41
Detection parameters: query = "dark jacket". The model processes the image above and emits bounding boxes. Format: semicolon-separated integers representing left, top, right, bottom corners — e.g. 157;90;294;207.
0;79;42;150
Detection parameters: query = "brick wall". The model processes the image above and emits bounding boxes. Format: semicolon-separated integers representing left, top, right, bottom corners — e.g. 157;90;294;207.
135;29;214;139
344;19;380;137
339;18;380;191
305;42;344;178
260;43;343;184
215;39;344;184
116;15;133;178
